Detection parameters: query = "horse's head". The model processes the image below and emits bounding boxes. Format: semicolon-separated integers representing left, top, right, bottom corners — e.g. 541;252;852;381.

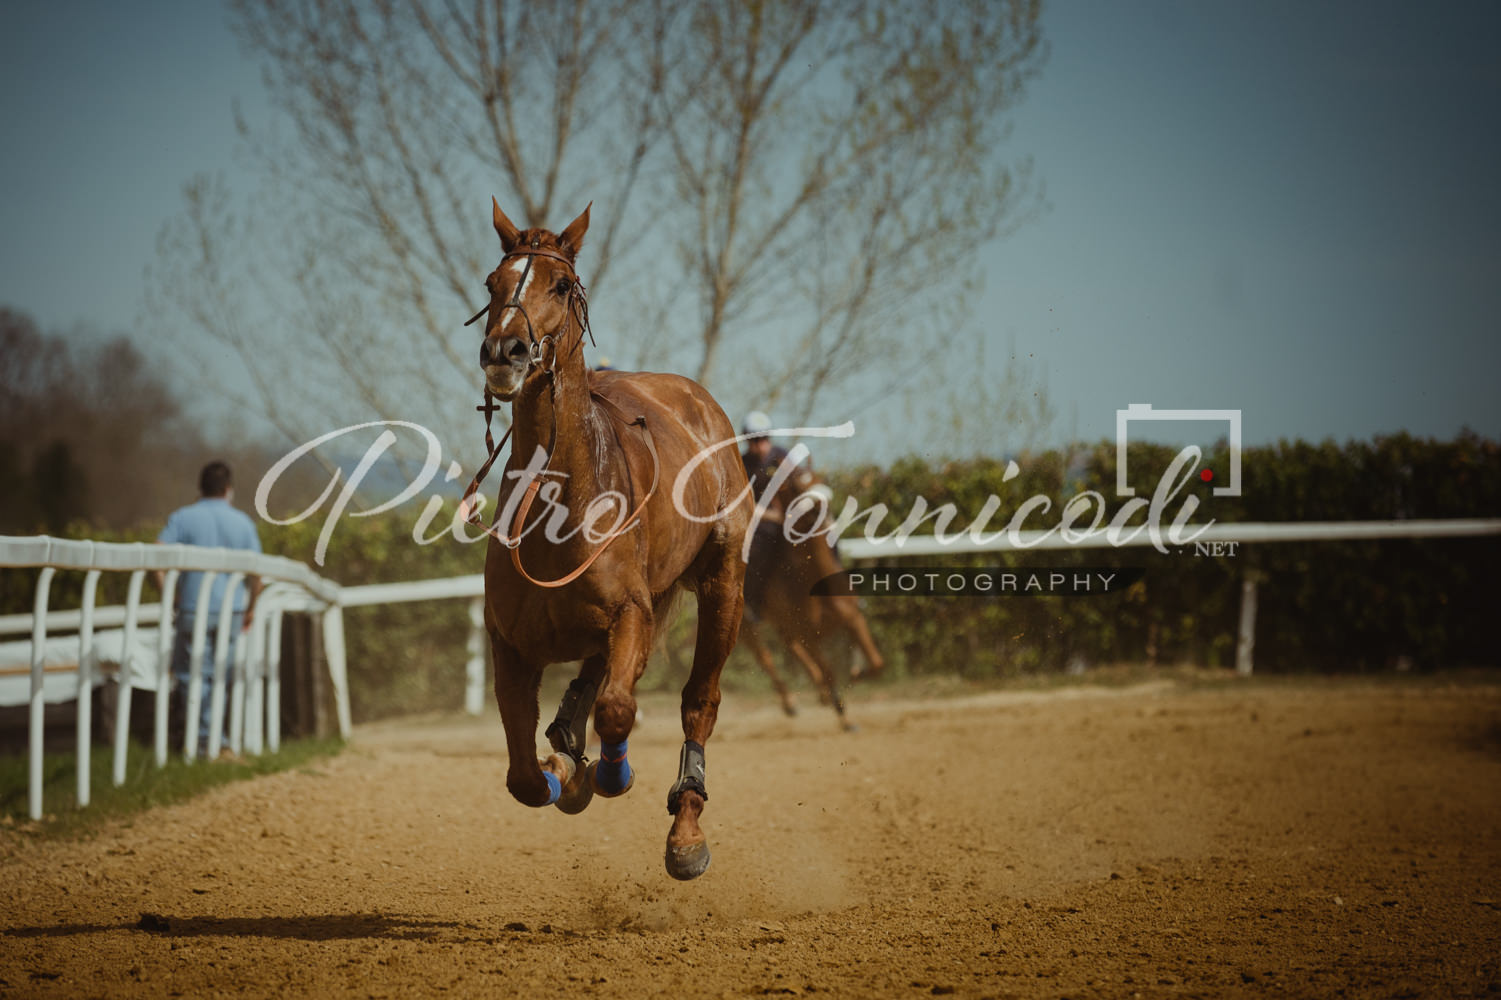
775;462;835;538
477;200;591;400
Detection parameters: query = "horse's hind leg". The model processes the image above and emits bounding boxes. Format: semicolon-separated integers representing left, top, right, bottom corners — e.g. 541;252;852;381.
589;603;653;798
667;551;744;881
742;620;797;716
490;632;573;807
787;637;854;732
836;598;886;681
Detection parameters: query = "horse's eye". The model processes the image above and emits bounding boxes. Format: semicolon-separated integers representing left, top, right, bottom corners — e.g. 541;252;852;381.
552;278;572;296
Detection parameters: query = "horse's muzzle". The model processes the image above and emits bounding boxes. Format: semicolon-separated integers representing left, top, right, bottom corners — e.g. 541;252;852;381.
480;334;531;368
481;335;532;398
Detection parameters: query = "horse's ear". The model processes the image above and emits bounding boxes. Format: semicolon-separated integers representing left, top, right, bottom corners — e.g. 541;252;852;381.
558;202;591;259
492;197;521;252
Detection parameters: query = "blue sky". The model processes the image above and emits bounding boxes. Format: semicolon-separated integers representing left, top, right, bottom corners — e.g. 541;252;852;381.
979;2;1500;448
2;1;1498;455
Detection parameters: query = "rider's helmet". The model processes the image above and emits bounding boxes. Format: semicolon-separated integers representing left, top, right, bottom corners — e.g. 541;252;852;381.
742;410;773;439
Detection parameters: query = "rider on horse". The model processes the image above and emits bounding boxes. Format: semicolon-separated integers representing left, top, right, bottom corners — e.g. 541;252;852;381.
737;409;883;721
740;410;794;618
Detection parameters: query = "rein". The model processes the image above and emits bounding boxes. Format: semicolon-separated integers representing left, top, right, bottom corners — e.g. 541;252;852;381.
458;246;657;589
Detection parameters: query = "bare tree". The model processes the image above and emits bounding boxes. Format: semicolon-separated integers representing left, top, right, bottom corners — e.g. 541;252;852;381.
150;0;1044;458
0;309;208;532
658;1;1044;423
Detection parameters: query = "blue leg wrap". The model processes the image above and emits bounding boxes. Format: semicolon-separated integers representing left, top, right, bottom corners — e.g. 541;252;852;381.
594;739;633;796
542;769;562;805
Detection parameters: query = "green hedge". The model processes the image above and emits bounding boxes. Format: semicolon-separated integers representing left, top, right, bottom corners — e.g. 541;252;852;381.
821;431;1500;677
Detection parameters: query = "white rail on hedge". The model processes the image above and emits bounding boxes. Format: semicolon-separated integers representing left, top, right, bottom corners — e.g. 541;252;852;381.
0;536;348;820
339;575;487;715
834;517;1501;559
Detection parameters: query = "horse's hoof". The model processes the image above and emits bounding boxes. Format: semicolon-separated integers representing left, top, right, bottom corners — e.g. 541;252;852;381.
586;759;635;798
840;720;860;734
665;838;712;881
554;759;594;814
781;700;798;718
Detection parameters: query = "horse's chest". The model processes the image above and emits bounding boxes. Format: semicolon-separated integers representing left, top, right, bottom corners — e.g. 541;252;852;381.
490;587;608;659
483;541;618;658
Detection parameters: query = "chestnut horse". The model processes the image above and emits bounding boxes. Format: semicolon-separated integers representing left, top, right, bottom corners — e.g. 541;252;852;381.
741;460;884;730
469;201;751;881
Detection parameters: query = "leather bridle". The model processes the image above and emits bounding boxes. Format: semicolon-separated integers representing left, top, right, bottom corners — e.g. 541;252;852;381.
464;244;593;371
458;243;658;589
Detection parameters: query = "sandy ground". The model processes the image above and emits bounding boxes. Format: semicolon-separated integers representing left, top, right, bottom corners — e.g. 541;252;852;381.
2;674;1499;999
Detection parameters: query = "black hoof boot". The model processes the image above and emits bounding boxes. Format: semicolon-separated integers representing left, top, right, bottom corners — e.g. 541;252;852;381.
546;676;598;814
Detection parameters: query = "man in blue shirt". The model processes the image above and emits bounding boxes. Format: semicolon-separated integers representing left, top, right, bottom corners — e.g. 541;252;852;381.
157;461;263;757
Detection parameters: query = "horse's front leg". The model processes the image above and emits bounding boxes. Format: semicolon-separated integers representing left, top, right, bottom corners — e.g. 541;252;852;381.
545;655;606;814
742;618;797;716
490;632;572;807
589;602;653;798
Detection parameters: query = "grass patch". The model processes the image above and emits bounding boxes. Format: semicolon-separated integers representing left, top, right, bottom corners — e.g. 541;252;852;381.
0;736;343;839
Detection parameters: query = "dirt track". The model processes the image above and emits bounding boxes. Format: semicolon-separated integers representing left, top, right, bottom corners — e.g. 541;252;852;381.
3;675;1500;998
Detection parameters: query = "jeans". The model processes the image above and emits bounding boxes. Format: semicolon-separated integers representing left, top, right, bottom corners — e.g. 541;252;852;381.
170;610;244;755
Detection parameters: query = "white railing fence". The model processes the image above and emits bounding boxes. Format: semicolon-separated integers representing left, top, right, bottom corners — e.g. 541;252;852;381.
5;517;1497;821
1;536;348;820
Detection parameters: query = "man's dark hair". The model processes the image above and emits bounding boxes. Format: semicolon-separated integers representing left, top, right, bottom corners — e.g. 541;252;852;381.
199;461;233;498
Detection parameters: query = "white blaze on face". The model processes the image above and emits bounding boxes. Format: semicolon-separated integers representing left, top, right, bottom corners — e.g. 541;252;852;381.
508;256;536;298
500;256;537;339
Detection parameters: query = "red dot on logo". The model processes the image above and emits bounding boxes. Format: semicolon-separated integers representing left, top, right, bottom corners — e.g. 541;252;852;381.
1200;469;1214;482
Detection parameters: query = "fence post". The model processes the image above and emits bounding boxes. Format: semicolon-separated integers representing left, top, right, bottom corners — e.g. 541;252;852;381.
29;566;57;820
266;609;285;751
322;605;352;739
184;572;218;762
207;572;244;759
76;569;101;806
466;597;486;716
1235;573;1259;677
113;570;145;786
154;570;178;768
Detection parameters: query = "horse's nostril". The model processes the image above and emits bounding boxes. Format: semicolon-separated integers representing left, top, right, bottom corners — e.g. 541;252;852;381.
481;337;530;367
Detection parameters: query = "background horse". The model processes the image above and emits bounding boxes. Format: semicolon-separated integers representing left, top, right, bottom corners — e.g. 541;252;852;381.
472;200;751;880
741;461;884;730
